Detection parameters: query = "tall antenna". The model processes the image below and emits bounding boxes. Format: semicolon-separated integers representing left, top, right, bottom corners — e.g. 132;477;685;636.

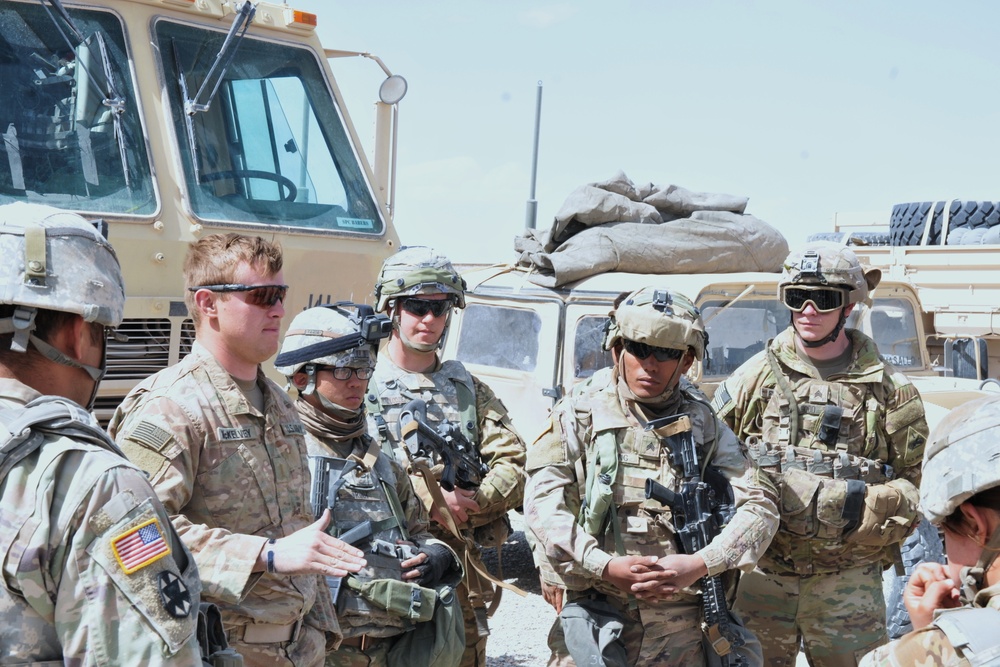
525;81;543;230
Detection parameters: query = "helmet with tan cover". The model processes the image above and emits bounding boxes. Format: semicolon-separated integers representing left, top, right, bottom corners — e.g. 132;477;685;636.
778;241;881;307
603;286;707;360
373;246;466;312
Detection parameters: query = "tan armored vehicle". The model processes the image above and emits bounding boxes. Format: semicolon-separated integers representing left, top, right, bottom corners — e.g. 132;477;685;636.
0;0;402;419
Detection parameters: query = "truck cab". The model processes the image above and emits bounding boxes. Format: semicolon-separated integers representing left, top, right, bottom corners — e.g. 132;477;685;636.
0;0;400;419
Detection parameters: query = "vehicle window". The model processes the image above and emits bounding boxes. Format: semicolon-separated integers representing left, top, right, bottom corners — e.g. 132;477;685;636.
0;2;155;213
702;299;786;378
574;315;612;379
850;298;921;369
154;20;383;233
455;304;540;371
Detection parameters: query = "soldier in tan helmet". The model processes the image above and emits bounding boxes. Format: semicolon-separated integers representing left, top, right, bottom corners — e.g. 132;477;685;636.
368;246;527;667
859;393;1000;666
713;242;929;666
524;286;778;666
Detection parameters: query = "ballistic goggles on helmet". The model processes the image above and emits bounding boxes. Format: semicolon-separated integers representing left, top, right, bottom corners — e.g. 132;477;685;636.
399;296;456;318
623;339;685;362
781;286;848;313
189;283;288;308
273;302;392;369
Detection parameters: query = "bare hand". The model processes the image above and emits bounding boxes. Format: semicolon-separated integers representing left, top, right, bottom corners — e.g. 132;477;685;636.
431;487;480;527
630;553;708;600
541;579;564;613
904;562;961;630
602;555;665;595
400;549;428;581
258;510;367;577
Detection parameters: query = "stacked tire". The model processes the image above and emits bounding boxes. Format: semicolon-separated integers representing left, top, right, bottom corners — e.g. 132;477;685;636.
889;200;1000;246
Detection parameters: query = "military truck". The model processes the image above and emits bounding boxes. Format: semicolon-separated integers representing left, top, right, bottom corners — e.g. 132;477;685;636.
0;0;403;419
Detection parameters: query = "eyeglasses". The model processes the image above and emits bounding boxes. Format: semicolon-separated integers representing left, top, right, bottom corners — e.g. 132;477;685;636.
399;297;454;318
189;283;289;308
318;366;375;381
623;339;684;362
782;287;846;313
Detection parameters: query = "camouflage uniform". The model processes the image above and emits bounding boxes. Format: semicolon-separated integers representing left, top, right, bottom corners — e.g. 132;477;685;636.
367;355;526;666
0;379;204;665
860;393;1000;667
714;244;928;667
525;367;778;666
109;341;333;667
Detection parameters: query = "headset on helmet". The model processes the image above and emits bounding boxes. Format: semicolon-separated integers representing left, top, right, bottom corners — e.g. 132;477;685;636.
274;302;391;379
373;246;466;313
604;286;707;360
920;393;1000;525
778;242;881;308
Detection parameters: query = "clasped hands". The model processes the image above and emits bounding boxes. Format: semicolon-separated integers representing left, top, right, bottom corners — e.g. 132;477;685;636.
602;553;709;602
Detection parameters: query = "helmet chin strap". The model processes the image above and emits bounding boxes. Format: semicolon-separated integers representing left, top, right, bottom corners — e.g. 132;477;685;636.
795;308;849;349
301;364;363;419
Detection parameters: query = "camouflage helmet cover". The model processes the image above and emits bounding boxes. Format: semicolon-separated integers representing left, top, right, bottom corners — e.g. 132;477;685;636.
374;245;466;312
0;202;124;328
920;393;1000;525
274;305;377;378
778;242;881;306
604;286;707;360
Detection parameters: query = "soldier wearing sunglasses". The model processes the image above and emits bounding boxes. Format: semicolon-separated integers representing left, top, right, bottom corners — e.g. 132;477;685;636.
110;233;367;667
523;286;778;666
369;246;527;667
713;242;929;667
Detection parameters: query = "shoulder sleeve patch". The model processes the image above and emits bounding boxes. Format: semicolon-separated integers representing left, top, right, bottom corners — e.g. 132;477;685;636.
127;420;174;452
111;517;171;575
526;421;567;471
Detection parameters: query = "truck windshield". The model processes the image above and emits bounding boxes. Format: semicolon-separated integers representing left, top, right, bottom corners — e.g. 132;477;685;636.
0;1;155;213
702;299;786;378
849;298;922;369
156;20;383;234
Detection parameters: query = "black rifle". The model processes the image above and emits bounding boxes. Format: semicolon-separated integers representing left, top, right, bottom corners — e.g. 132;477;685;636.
643;414;747;667
398;398;488;492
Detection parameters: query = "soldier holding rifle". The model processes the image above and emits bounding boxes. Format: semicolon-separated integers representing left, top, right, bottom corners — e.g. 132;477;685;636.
524;286;779;666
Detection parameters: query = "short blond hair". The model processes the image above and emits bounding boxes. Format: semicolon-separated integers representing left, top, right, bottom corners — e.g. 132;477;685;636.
183;233;283;325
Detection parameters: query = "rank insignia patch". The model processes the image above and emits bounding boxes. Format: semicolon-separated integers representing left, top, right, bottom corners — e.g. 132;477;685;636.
112;518;171;574
157;570;192;618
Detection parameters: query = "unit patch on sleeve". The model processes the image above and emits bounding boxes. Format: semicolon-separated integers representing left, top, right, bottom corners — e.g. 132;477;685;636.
112;518;171;574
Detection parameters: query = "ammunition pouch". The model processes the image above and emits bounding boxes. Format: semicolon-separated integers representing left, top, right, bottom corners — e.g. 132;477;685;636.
385;582;465;667
843;483;918;548
748;442;892;484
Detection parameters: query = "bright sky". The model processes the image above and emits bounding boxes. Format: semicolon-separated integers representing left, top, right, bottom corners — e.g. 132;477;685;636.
294;1;1000;264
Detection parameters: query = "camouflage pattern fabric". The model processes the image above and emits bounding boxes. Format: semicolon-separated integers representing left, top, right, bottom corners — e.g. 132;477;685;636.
734;562;887;667
368;355;526;667
0;378;203;664
714;327;928;666
524;368;779;665
858;584;1000;667
108;342;331;667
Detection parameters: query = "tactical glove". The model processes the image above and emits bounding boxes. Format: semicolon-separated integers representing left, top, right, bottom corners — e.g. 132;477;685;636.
411;542;457;587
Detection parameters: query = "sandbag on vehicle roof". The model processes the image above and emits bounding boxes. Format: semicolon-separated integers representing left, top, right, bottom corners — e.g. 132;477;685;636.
515;171;788;287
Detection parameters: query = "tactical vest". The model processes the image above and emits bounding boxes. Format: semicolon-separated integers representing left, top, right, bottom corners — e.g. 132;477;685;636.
932;607;1000;666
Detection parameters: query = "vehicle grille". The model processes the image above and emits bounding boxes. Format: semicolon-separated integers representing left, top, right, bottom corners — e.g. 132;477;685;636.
106;318;194;380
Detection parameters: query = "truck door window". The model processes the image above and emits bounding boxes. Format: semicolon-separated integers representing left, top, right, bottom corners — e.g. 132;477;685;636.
851;298;921;369
574;315;612;379
155;20;383;233
701;300;784;378
0;1;155;213
455;304;541;371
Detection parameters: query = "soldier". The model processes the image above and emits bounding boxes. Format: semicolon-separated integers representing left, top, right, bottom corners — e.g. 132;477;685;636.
108;233;367;667
274;303;464;666
713;242;929;666
859;394;1000;666
367;246;527;667
0;203;203;663
524;286;779;666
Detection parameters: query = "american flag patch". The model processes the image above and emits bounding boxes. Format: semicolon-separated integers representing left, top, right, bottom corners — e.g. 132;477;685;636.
112;518;171;574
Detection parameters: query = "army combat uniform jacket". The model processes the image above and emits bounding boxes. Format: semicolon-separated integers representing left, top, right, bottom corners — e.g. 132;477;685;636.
525;368;779;626
859;582;1000;666
0;378;203;665
109;342;333;665
714;328;927;575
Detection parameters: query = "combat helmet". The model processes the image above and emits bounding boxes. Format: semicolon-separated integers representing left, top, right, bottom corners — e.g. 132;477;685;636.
604;286;707;360
373;246;466;312
274;302;391;396
778;242;881;307
920;393;1000;525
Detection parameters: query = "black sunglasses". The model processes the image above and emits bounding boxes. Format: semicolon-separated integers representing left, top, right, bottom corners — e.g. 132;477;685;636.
400;297;454;318
623;339;684;362
189;283;289;308
782;287;845;313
